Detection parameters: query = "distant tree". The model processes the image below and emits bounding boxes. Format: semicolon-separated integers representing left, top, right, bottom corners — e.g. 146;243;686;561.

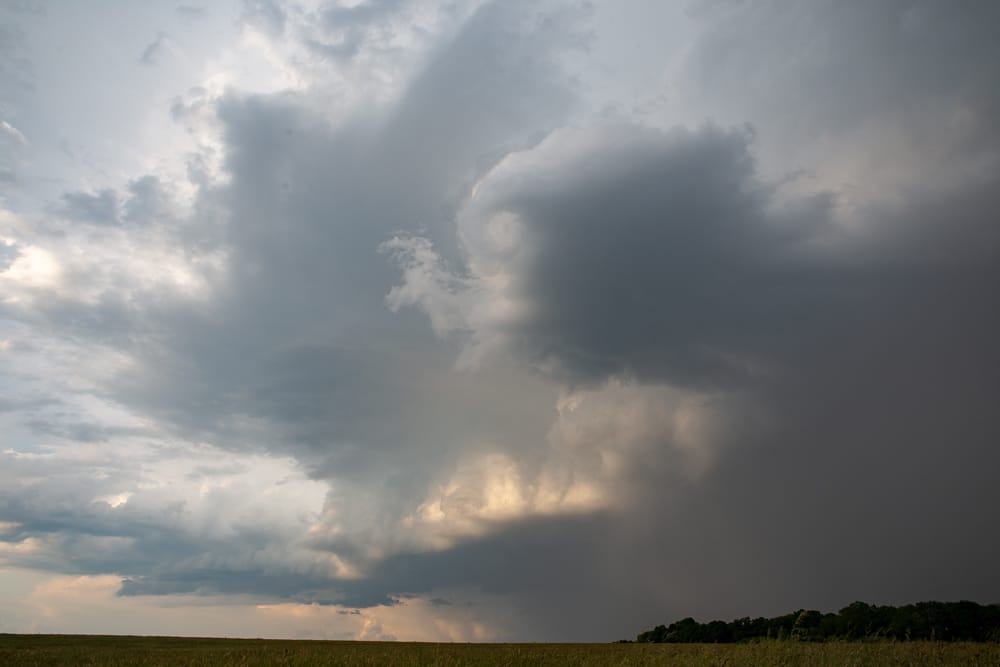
792;609;823;641
839;601;874;639
818;612;841;639
636;624;667;643
664;617;701;643
703;620;731;643
634;601;1000;644
729;617;759;642
767;611;799;640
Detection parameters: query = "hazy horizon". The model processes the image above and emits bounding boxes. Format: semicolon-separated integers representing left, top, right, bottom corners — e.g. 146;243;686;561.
2;0;999;642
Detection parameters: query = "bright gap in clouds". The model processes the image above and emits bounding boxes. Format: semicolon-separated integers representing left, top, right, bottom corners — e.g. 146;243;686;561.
1;0;999;642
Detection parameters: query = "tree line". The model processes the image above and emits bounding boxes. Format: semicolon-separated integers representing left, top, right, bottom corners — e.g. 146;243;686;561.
635;601;1000;643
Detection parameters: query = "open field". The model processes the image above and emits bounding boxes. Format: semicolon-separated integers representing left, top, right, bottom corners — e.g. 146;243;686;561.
2;635;999;666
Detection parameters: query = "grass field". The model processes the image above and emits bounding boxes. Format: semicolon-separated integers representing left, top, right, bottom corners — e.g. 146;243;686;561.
2;635;999;666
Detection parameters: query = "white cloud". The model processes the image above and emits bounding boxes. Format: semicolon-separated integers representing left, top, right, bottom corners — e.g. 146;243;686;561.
0;243;62;294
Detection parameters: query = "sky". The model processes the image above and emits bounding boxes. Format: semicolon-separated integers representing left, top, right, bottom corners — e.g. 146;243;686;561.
1;0;998;642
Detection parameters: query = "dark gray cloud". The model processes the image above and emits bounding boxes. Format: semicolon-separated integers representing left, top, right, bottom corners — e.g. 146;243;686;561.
56;189;120;225
371;0;1000;637
687;1;1000;130
122;176;173;224
382;113;1000;637
320;0;407;29
241;0;286;38
139;32;169;66
97;0;581;455
426;122;1000;394
0;240;19;270
680;0;1000;193
461;123;821;386
24;417;145;443
303;0;408;62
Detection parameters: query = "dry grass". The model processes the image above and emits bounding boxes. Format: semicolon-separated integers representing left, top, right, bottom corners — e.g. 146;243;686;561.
2;634;999;666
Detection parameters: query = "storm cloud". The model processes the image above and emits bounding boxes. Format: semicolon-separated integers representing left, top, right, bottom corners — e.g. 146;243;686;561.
1;0;998;641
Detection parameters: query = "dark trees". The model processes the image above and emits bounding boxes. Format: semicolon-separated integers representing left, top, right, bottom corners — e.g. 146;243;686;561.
635;601;1000;643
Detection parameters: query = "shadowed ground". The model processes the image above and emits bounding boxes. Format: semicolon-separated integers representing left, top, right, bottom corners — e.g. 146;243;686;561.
2;634;999;666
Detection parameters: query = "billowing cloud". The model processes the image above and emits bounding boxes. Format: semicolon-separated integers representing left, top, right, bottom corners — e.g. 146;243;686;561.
388;123;819;383
1;0;998;642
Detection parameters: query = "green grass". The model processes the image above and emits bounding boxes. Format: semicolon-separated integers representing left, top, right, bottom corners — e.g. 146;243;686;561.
1;634;999;666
